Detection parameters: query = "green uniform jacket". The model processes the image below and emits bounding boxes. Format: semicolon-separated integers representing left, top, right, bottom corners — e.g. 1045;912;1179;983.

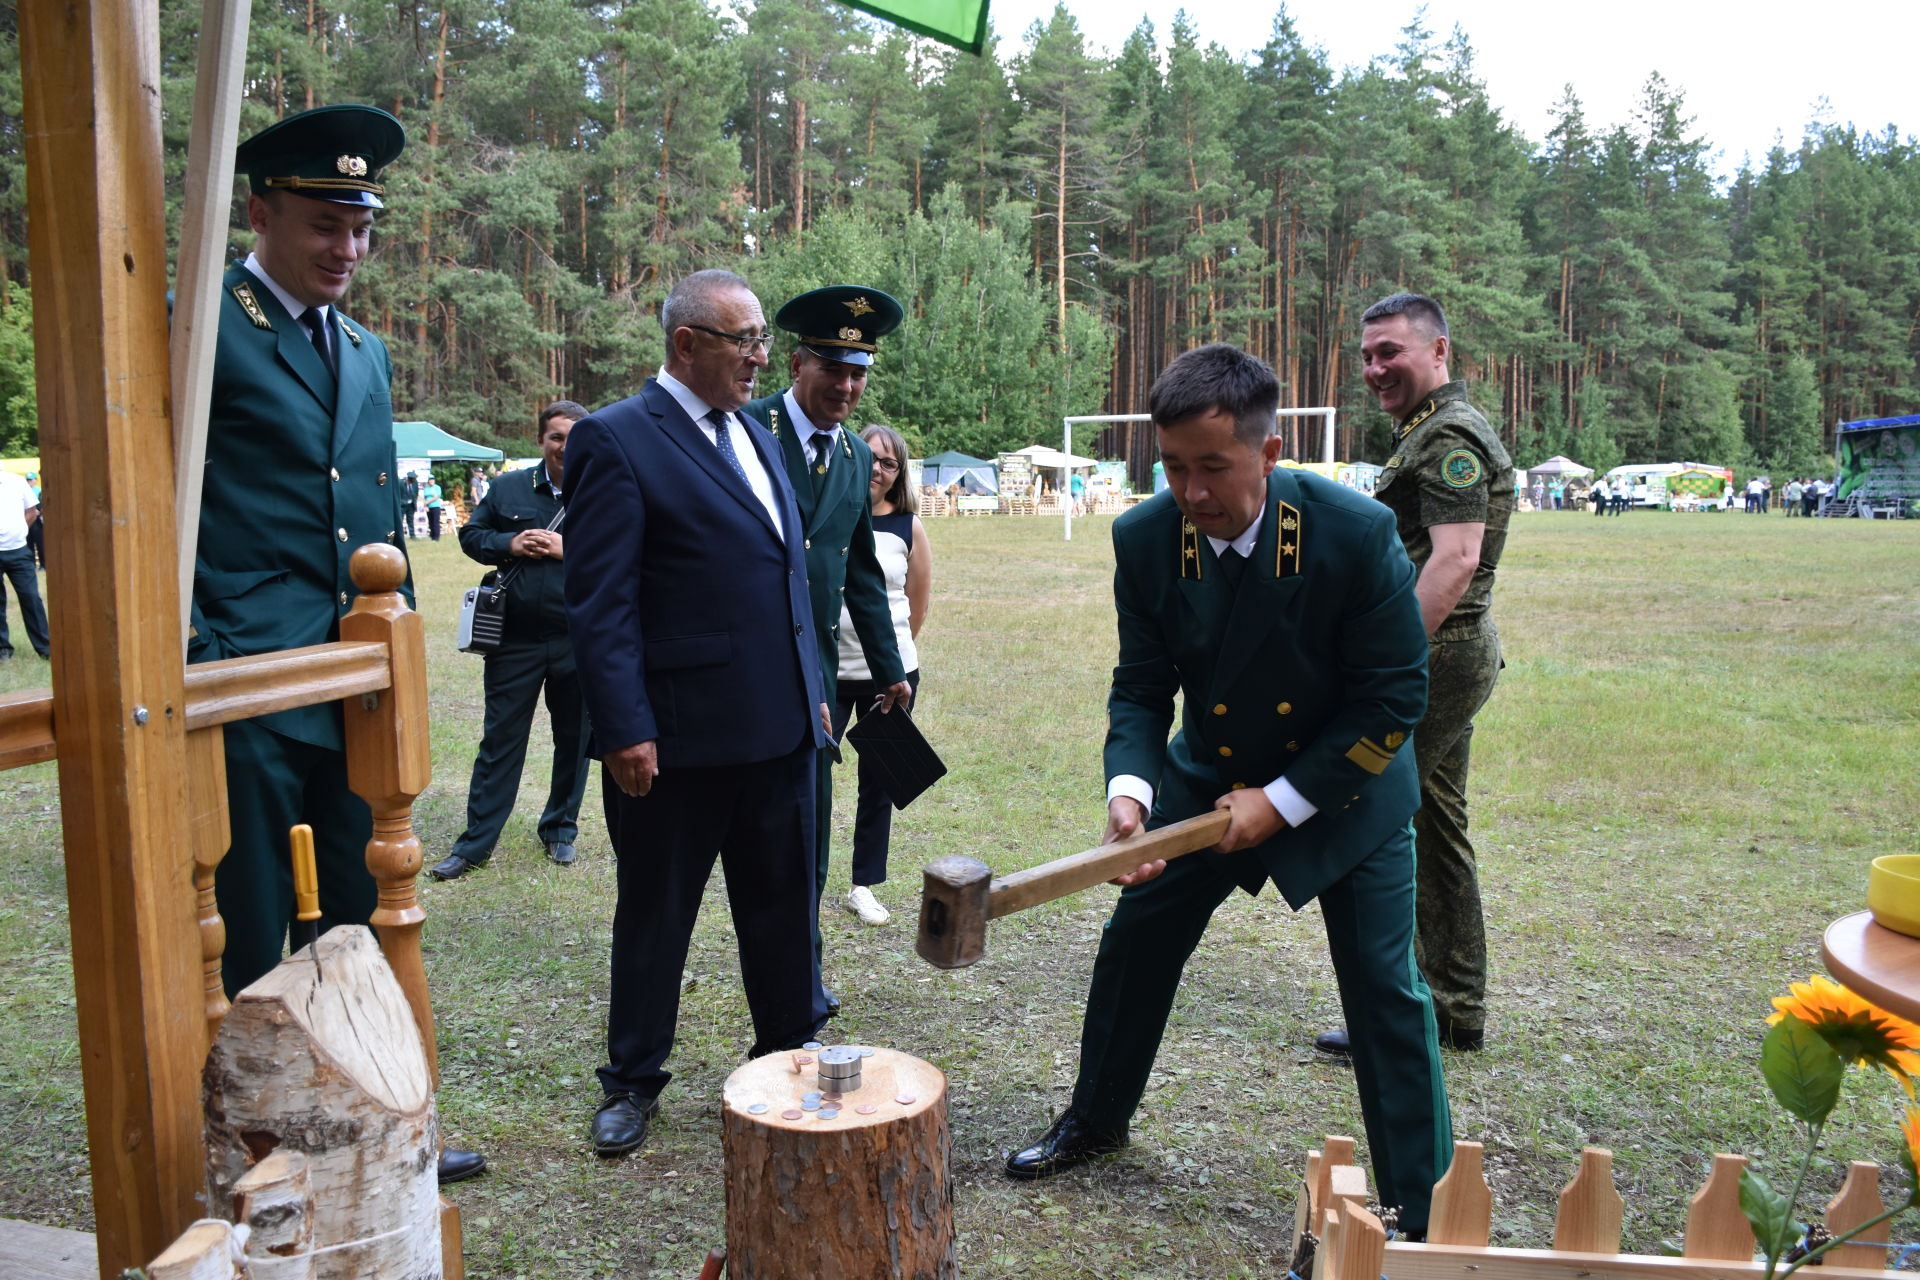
188;262;411;749
742;390;904;695
1106;468;1427;909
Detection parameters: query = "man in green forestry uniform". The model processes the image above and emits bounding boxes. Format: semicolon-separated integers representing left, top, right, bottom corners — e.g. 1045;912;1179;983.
190;105;483;1181
1004;343;1451;1237
1317;292;1513;1060
742;286;911;1015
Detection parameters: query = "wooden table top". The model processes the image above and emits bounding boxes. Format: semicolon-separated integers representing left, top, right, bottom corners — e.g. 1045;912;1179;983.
1822;910;1920;1024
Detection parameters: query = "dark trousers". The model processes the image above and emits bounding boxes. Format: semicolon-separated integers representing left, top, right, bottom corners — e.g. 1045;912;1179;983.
1413;632;1501;1035
828;669;921;887
25;518;44;567
599;743;825;1100
451;634;590;863
216;718;376;996
402;502;417;538
1070;825;1449;1233
427;507;443;540
0;545;51;659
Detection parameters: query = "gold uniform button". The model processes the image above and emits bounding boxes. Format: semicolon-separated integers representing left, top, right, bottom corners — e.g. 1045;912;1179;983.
377;471;389;485
1217;746;1232;758
1212;703;1227;716
329;466;340;482
1276;701;1293;715
386;530;396;542
338;592;349;606
336;528;349;542
839;547;847;556
804;539;812;550
1230;782;1247;791
1287;740;1300;752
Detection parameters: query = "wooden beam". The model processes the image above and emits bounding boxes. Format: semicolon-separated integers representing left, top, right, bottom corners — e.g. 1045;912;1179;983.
19;0;208;1274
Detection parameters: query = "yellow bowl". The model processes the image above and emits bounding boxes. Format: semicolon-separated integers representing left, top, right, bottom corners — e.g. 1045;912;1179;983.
1869;855;1920;938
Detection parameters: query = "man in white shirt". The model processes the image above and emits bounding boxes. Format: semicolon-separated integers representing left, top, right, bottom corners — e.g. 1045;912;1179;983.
0;468;49;660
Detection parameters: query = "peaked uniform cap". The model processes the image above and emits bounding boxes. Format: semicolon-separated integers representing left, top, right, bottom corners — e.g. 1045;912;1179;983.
774;285;904;367
237;104;406;209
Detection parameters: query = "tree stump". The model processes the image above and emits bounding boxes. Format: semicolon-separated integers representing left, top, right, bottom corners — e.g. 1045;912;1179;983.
203;926;441;1279
721;1046;955;1280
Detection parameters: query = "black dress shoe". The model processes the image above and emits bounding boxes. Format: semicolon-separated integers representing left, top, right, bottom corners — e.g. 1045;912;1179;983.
428;853;482;881
1314;1027;1352;1056
437;1148;487;1184
546;841;577;866
823;985;842;1018
1004;1109;1128;1179
1442;1024;1485;1052
593;1092;659;1158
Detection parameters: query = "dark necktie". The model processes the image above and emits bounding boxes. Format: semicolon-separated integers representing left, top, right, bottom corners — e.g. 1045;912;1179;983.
706;409;750;485
1216;546;1247;591
810;432;831;473
300;307;335;379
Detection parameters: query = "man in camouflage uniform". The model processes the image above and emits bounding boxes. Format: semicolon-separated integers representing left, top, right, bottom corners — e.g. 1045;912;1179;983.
1318;293;1512;1056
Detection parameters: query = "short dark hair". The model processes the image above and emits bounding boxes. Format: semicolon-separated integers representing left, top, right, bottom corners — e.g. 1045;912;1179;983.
860;423;916;515
539;400;587;432
1362;292;1449;341
1148;343;1280;449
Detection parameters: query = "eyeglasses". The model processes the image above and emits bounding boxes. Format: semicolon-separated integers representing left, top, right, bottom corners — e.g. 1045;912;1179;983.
871;458;901;474
685;323;775;355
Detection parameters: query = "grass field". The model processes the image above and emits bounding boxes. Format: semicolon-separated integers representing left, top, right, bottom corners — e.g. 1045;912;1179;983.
2;508;1918;1278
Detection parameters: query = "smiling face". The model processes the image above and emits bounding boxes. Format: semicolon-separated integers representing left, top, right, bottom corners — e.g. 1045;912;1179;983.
1156;406;1282;543
1361;312;1451;422
866;430;901;506
540;415;576;487
790;349;868;429
670;284;769;411
249;192;374;309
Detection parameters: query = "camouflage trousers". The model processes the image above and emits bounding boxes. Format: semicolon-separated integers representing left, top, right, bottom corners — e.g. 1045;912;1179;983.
1413;630;1501;1036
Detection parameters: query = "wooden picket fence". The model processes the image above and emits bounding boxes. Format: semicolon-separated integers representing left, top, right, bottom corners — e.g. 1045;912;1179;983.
1300;1135;1913;1279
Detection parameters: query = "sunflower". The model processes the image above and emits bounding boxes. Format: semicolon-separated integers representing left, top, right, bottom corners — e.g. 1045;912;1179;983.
1770;975;1920;1095
1902;1107;1920;1176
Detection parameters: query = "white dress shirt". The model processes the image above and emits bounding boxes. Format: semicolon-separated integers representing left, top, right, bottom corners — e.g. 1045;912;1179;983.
1107;504;1319;830
781;389;838;472
655;369;785;542
242;252;330;365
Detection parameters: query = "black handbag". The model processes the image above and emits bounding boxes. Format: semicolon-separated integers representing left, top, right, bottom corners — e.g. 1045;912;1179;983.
457;503;564;655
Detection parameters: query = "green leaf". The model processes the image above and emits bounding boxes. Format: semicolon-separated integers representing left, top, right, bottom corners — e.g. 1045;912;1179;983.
1761;1014;1845;1126
1739;1168;1799;1261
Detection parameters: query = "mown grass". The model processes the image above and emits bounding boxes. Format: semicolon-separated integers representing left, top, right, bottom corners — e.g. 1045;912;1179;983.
2;508;1918;1277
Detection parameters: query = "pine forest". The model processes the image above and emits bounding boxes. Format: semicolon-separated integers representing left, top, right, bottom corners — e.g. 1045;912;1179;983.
0;0;1916;480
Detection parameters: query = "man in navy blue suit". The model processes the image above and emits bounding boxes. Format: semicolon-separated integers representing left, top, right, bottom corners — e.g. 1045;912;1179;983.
564;269;832;1157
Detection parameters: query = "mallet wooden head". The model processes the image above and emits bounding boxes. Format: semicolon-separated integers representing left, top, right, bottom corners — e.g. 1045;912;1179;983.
916;855;993;969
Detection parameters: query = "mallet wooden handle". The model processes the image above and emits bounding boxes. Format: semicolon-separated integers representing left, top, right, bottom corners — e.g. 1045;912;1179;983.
917;809;1231;969
989;809;1230;918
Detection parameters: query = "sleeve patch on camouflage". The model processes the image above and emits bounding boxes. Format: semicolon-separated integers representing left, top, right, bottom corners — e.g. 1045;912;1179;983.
1441;448;1483;489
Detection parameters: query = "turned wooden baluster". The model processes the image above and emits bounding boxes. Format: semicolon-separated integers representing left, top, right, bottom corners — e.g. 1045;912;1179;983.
186;725;230;1036
339;543;437;1077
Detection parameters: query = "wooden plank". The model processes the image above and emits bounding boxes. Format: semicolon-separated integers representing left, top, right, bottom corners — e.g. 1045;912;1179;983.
1384;1243;1903;1279
1553;1146;1624;1254
1682;1153;1753;1261
1826;1161;1891;1270
0;688;55;769
0;1219;98;1280
20;1;209;1276
1427;1141;1492;1248
170;0;251;640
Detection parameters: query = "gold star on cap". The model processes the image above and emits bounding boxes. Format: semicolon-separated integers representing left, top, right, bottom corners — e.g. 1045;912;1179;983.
844;296;876;317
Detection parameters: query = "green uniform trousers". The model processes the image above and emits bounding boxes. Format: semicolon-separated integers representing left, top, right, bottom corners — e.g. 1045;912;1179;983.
1071;823;1451;1233
216;717;375;997
1414;631;1501;1036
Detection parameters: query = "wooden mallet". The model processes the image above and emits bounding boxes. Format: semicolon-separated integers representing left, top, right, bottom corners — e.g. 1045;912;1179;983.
915;809;1231;969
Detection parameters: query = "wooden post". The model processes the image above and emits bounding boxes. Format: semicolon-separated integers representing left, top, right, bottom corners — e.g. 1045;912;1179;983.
1826;1160;1891;1270
187;725;231;1035
1683;1153;1755;1261
204;926;442;1279
1552;1146;1624;1254
19;1;207;1275
340;544;438;1078
1428;1140;1493;1248
720;1047;955;1279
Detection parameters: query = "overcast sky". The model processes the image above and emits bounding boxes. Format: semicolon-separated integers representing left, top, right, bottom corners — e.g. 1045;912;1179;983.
980;0;1919;181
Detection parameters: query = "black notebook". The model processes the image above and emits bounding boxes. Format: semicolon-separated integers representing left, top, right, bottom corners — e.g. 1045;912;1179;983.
844;704;947;810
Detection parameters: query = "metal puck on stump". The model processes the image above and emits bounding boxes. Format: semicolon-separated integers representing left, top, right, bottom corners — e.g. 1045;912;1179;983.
721;1046;955;1279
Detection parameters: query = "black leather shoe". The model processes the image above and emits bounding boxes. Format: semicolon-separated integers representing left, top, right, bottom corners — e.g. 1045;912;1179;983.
428;853;482;881
546;841;577;866
436;1148;487;1184
1314;1027;1352;1056
1004;1109;1128;1179
593;1093;659;1158
1442;1024;1485;1052
823;985;842;1018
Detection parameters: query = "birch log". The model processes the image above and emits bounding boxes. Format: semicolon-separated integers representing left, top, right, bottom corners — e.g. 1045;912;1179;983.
203;926;441;1280
721;1047;955;1279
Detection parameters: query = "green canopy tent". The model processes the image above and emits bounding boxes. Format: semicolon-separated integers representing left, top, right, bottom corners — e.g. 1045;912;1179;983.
392;420;504;464
842;0;988;53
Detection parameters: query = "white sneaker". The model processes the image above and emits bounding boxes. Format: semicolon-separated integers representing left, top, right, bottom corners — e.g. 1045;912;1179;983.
845;885;891;926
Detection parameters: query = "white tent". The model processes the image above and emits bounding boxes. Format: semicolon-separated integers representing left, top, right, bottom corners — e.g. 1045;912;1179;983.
1527;455;1592;478
1006;444;1098;469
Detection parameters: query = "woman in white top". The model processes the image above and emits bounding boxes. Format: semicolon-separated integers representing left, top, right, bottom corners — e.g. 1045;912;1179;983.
830;424;933;925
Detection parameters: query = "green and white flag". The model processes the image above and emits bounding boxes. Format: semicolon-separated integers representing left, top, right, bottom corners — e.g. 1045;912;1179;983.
841;0;988;53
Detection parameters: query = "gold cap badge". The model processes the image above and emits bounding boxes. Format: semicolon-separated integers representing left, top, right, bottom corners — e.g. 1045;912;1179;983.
336;154;369;177
844;296;876;317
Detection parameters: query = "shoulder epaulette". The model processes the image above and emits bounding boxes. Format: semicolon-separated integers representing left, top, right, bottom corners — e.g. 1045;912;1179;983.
1396;398;1437;442
1179;519;1204;580
336;314;363;347
1274;500;1302;578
